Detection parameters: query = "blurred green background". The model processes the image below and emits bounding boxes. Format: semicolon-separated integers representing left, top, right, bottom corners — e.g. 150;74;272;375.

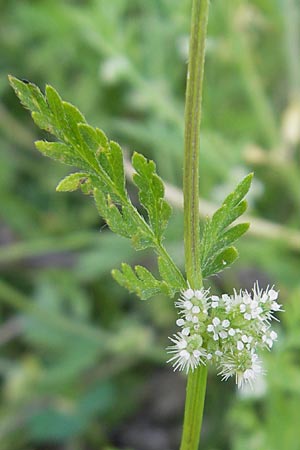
1;0;300;449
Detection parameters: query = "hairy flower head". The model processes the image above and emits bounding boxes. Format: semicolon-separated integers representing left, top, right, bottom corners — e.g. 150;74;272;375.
167;283;282;388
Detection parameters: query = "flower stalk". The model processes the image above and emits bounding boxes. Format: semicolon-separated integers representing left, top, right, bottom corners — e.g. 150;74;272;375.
181;0;210;449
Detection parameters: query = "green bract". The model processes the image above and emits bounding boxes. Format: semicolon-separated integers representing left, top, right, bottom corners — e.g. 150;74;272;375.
9;76;252;300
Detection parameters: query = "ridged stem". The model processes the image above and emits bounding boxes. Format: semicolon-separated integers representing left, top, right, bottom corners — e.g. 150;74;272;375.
183;0;209;288
180;1;210;449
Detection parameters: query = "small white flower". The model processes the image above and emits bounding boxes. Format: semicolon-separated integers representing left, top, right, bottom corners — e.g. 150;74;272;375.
269;289;278;300
184;289;195;299
211;295;219;308
182;327;190;336
176;318;185;327
237;341;244;351
270;330;277;340
253;283;282;321
207;316;230;341
167;333;206;372
262;329;278;348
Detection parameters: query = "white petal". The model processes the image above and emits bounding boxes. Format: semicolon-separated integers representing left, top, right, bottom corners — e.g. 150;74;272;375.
182;327;190;336
195;289;204;299
271;302;281;311
183;300;193;310
212;317;221;326
176;319;185;327
237;341;244;351
180;350;190;360
270;330;277;340
184;289;195;299
269;289;278;300
219;330;228;339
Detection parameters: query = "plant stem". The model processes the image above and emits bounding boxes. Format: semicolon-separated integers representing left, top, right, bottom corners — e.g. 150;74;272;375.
180;366;208;450
181;1;209;450
183;0;209;288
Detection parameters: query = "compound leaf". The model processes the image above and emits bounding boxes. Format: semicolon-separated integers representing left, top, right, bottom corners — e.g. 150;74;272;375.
9;76;184;300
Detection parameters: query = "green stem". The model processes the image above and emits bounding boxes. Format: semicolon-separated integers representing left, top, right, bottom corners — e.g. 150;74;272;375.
180;366;208;450
181;1;209;449
183;0;209;288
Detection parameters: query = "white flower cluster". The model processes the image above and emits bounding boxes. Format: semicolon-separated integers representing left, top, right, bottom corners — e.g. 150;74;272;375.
167;283;282;388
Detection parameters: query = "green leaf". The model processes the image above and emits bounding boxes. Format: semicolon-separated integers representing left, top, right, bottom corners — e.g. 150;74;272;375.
97;141;126;198
35;141;89;169
132;152;172;241
202;247;239;278
112;263;167;300
9;77;182;300
9;76;48;117
200;174;253;278
78;124;108;153
94;189;154;247
208;223;250;260
9;76;53;132
56;173;91;192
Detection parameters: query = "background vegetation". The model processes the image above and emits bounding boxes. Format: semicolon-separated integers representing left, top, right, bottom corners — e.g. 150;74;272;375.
1;1;299;449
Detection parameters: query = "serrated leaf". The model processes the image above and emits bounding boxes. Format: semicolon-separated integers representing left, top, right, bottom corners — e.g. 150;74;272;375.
112;263;165;300
222;173;253;209
94;189;138;240
9;76;48;117
35;141;88;168
78;124;105;153
9;76;53;133
132;152;172;240
56;173;91;192
45;84;65;138
202;247;239;278
10;77;181;299
212;223;250;255
221;200;247;230
62;101;86;145
201;174;252;279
